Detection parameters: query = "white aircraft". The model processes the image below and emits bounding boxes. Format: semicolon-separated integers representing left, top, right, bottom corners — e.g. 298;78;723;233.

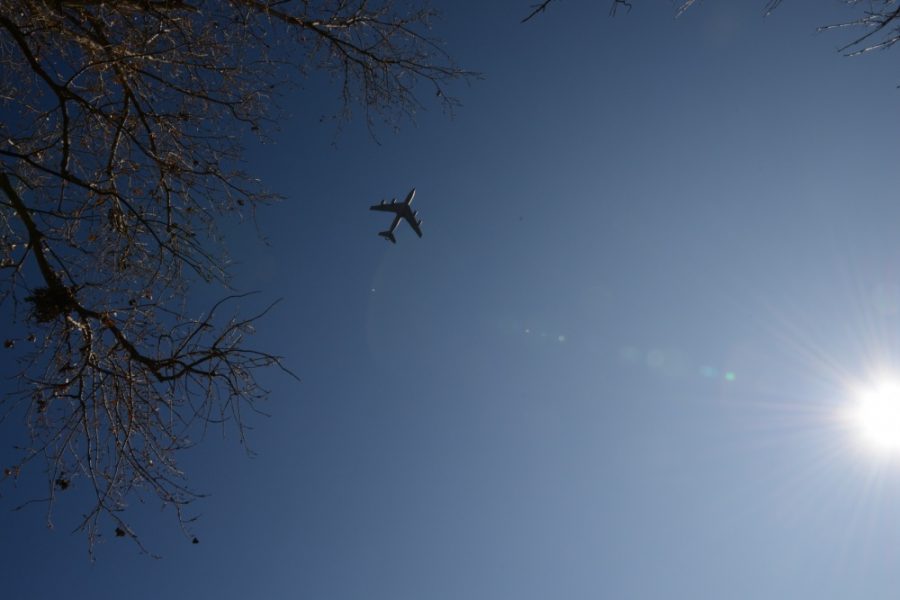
369;188;423;243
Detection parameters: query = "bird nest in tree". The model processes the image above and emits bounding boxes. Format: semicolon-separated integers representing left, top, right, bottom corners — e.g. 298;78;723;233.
26;286;77;323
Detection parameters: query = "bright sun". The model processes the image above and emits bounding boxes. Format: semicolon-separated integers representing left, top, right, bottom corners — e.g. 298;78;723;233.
854;379;900;453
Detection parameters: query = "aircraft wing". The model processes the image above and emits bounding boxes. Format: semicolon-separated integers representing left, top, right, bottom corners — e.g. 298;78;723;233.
403;214;423;238
370;202;403;213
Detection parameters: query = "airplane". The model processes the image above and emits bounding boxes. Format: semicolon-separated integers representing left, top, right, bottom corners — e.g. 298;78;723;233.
369;188;423;243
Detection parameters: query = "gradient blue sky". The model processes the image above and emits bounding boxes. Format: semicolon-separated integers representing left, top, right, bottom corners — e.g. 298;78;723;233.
6;1;900;598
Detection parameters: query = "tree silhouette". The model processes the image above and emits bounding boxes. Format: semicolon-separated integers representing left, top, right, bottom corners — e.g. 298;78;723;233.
0;0;470;555
523;0;900;57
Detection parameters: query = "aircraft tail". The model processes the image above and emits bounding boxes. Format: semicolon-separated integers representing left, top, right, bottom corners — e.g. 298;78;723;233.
378;230;397;244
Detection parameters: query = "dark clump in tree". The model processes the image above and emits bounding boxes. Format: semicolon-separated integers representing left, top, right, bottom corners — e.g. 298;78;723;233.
0;0;470;556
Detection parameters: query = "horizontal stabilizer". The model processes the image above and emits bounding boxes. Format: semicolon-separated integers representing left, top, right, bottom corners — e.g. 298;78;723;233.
378;230;396;244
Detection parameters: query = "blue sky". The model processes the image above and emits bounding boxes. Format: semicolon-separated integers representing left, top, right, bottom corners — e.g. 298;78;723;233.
6;1;900;598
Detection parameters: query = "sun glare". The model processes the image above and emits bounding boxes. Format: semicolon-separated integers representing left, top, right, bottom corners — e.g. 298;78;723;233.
854;379;900;453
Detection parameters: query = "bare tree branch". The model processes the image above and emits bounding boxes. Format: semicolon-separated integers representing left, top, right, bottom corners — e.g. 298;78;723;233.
522;1;557;23
0;0;471;557
521;0;900;58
